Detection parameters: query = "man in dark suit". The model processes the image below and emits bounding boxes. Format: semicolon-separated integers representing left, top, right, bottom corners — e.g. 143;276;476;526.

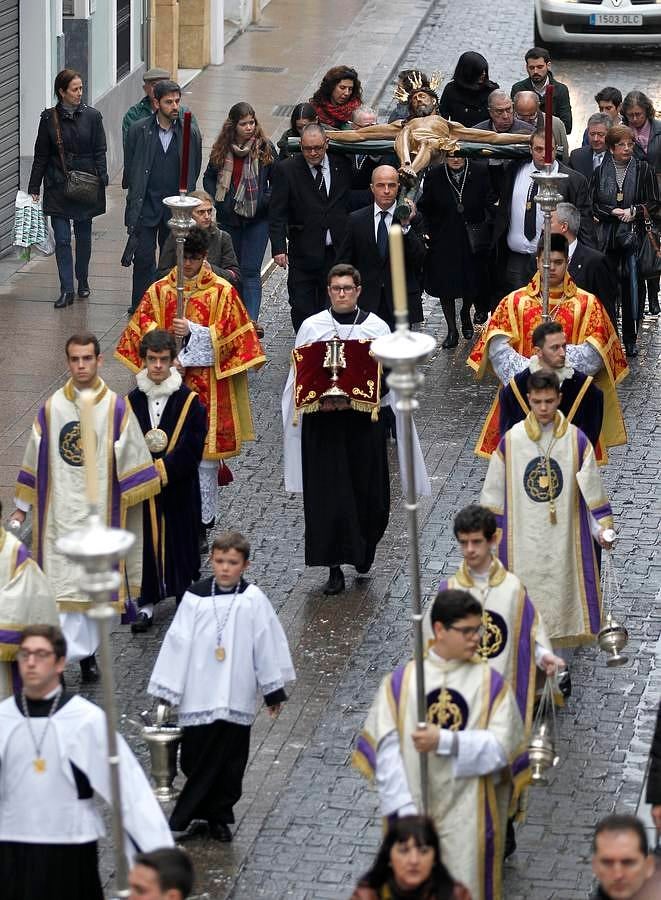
492;129;596;294
551;201;617;328
335;165;426;328
510;48;573;133
568;113;610;181
269;124;352;331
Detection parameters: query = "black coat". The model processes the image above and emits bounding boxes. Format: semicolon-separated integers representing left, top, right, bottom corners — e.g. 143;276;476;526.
28;103;108;220
202;141;276;228
590;156;660;254
569;242;617;327
646;702;661;805
493;161;597;248
510;72;573;133
438;80;497;127
123;113;202;231
335;205;426;326
128;384;207;601
419;161;497;299
568;146;597;182
268;152;352;270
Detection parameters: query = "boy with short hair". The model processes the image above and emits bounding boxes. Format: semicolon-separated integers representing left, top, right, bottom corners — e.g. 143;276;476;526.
148;532;295;842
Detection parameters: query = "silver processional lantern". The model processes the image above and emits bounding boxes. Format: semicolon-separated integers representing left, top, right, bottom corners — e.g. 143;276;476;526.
370;225;437;812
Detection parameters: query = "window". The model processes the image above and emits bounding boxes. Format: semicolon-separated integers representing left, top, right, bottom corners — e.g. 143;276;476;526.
116;0;130;80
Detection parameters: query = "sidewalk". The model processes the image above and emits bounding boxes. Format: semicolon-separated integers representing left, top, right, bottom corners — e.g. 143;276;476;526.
0;0;432;512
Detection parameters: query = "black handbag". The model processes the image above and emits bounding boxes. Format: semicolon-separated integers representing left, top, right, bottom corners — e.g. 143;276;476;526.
636;205;661;280
465;220;492;255
52;107;100;207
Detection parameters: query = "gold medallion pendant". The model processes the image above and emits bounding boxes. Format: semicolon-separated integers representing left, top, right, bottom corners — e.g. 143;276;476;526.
215;647;226;662
538;474;549;489
33;757;47;773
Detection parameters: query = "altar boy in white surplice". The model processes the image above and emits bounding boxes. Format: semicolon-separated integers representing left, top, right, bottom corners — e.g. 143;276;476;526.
148;531;295;843
353;589;529;900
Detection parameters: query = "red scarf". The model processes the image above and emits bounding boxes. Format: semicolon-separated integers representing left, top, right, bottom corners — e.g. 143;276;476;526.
312;95;361;127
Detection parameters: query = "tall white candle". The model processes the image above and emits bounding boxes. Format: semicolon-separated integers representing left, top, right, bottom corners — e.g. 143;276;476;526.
389;224;409;319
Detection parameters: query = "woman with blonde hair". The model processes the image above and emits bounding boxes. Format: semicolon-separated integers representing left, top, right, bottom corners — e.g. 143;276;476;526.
203;103;275;333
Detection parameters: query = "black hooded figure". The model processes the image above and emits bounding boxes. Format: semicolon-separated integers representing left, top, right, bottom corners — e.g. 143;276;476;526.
439;52;499;127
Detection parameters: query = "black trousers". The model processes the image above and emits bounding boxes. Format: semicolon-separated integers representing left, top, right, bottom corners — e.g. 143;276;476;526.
0;840;103;900
131;217;170;306
287;246;335;331
169;719;251;830
503;250;537;295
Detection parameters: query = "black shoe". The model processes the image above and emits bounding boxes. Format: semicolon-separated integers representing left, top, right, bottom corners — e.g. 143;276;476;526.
557;667;572;699
473;309;489;325
441;329;459;349
323;566;345;595
77;280;90;299
209;822;233;842
54;291;75;309
171;820;208;842
649;296;660;315
625;342;638;358
80;654;100;683
131;612;152;634
504;818;517;859
199;520;213;554
461;323;475;340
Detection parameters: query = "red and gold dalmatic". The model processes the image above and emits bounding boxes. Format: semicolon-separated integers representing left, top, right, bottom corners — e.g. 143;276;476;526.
468;273;628;462
115;268;266;460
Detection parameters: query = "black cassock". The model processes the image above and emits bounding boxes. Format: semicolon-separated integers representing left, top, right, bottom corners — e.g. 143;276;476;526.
499;368;604;449
301;310;390;572
128;385;207;604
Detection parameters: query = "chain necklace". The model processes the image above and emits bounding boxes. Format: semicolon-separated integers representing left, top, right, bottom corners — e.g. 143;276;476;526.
613;159;631;203
210;580;241;661
329;306;361;342
445;161;469;213
20;686;63;773
534;429;560;524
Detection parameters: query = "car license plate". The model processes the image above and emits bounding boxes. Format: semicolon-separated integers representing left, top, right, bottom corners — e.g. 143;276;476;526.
589;13;643;26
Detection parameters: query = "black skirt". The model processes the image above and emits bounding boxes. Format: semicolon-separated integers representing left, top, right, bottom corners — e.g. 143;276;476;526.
0;840;103;900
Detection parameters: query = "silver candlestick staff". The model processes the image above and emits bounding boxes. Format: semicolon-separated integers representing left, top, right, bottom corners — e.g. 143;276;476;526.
370;225;436;812
531;164;567;319
55;391;135;900
162;194;200;346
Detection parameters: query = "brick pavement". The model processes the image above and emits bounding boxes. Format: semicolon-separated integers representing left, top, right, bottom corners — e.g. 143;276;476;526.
6;0;661;897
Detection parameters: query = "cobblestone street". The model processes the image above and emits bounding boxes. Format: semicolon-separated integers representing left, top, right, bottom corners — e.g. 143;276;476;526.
6;0;661;897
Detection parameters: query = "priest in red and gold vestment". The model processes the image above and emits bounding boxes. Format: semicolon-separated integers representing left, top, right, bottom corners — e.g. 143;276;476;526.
115;227;265;529
468;235;628;463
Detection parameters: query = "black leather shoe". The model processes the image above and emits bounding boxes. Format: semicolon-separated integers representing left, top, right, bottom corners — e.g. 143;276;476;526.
80;654;100;683
54;291;75;309
441;329;459;349
77;280;90;299
131;612;152;634
209;822;233;842
462;323;475;340
649;296;660;316
625;342;638;358
504;818;517;859
323;566;345;595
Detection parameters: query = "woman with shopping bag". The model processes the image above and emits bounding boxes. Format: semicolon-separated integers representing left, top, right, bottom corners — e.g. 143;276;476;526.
28;68;108;308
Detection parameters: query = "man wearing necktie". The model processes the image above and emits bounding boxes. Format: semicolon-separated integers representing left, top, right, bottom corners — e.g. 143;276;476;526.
335;165;426;328
568;113;610;181
269;124;353;331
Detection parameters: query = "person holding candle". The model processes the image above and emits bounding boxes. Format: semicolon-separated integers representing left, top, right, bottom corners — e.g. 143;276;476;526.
123;80;202;315
469;233;629;464
510;48;573;134
203;102;276;333
10;333;161;682
115;228;265;540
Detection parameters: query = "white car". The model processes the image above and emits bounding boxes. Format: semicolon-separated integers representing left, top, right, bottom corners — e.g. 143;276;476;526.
534;0;661;48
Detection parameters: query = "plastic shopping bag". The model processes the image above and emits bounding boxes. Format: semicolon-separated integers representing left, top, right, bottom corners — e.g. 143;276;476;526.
13;191;54;258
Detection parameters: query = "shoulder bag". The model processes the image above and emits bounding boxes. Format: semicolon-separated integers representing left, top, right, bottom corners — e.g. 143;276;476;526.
636;204;661;279
52;107;100;207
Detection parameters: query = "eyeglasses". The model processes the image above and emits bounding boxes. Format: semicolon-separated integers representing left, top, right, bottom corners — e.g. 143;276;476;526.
613;141;635;149
448;625;483;638
329;284;357;294
17;649;56;661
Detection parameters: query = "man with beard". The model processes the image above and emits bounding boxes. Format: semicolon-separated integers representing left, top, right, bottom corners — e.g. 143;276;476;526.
510;48;573;133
